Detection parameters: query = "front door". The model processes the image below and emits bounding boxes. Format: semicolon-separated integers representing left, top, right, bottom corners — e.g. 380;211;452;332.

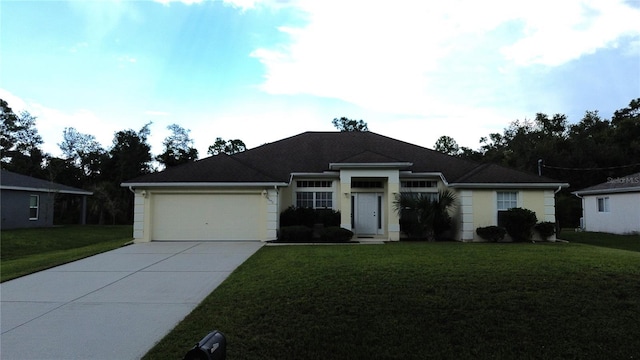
355;193;378;235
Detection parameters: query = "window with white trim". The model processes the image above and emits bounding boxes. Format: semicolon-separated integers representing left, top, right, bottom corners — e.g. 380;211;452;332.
597;197;610;212
497;191;518;210
295;180;334;209
29;195;39;220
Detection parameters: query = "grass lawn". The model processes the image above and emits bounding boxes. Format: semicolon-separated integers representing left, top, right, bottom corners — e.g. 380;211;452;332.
144;242;640;359
1;225;132;282
560;230;640;252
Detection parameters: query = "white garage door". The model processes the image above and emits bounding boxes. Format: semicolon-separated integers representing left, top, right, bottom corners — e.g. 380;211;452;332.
151;193;262;241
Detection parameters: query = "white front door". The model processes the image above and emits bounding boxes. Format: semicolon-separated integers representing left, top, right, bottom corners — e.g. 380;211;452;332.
355;193;379;235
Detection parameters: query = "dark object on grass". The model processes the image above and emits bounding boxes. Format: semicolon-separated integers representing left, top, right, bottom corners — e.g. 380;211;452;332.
183;330;226;360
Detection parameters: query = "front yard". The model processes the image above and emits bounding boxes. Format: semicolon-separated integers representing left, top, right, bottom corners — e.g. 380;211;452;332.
1;225;132;282
145;239;640;359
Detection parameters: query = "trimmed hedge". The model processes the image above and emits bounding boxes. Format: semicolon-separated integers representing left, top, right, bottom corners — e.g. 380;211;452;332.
277;226;354;243
476;226;507;242
535;222;556;240
502;208;538;242
278;226;313;243
318;226;354;242
280;206;340;228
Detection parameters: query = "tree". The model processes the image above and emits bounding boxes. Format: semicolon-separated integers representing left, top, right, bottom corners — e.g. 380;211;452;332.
156;124;198;167
611;98;640;162
107;122;153;182
332;117;369;132
58;127;106;178
1;99;46;176
393;190;457;241
207;137;246;156
434;135;460;156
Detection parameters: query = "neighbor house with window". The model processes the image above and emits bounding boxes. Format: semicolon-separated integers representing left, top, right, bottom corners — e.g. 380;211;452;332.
122;131;568;242
1;169;93;229
573;172;640;234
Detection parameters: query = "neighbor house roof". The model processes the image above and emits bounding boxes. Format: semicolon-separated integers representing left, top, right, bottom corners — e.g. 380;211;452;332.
1;169;93;195
573;172;640;196
122;131;568;188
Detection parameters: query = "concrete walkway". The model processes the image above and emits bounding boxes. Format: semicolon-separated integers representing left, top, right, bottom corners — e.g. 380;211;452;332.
0;241;263;360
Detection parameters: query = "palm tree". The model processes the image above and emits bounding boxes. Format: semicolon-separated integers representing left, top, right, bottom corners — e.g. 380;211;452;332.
394;190;457;241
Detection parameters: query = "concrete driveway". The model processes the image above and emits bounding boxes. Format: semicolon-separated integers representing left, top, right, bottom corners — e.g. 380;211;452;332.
0;241;263;360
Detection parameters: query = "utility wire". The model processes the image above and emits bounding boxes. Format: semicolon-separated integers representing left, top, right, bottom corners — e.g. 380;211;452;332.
541;163;640;171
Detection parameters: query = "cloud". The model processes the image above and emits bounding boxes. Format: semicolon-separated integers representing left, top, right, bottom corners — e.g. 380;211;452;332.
153;0;204;5
145;110;170;116
249;0;640;118
500;0;640;66
0;89;115;157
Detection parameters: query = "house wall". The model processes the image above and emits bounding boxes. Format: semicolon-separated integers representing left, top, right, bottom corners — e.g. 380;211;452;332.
1;190;55;229
457;188;557;242
582;192;640;234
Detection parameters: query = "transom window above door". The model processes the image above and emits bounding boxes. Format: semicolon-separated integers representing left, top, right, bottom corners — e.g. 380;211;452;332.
296;180;332;188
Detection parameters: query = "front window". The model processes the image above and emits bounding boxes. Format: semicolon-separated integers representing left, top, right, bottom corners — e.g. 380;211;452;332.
597;197;610;212
497;191;518;211
295;180;334;209
29;195;39;220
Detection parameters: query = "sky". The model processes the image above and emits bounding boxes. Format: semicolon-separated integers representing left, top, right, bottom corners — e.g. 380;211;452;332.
1;0;639;160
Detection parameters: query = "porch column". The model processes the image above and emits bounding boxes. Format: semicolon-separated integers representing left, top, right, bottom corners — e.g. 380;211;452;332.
339;172;352;231
387;172;400;241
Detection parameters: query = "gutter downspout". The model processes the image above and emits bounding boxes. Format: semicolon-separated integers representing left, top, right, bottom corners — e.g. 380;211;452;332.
574;192;585;231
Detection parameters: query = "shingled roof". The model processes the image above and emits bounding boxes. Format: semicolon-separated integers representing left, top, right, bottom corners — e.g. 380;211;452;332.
123;131;565;187
1;169;93;195
573;172;640;195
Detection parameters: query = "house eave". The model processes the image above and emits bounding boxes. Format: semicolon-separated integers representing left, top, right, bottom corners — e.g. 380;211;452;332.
0;185;93;195
572;187;640;196
449;182;570;189
121;182;289;188
329;162;413;170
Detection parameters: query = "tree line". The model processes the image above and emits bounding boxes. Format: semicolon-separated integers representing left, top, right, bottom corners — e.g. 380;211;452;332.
2;98;638;228
1;98;246;225
434;98;640;227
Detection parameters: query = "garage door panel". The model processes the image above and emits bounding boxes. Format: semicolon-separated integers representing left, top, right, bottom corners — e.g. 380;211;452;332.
152;194;261;241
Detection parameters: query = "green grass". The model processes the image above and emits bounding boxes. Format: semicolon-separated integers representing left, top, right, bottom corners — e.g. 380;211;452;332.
560;230;640;252
144;242;640;359
1;225;132;282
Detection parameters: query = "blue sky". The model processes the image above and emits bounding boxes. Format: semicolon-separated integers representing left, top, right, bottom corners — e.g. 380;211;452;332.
1;0;639;159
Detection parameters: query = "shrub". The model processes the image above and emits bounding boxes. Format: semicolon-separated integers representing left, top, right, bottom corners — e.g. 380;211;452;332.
315;209;341;227
278;226;313;242
502;208;538;242
535;222;556;241
476;226;507;242
318;226;354;242
280;206;341;228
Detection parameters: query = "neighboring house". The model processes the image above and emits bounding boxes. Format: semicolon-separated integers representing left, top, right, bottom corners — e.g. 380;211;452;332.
1;169;93;229
573;172;640;235
122;131;568;242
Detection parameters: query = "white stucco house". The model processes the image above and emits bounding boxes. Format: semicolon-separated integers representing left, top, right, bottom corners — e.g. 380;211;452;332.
573;172;640;234
121;131;568;242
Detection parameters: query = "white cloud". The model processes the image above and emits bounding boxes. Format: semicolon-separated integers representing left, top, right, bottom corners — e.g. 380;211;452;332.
153;0;204;5
249;0;640;119
501;0;640;66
